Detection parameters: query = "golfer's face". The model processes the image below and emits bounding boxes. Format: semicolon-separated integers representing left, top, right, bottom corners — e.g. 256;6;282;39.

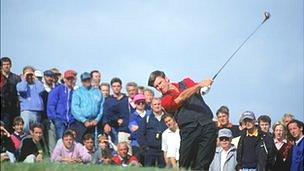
153;76;169;94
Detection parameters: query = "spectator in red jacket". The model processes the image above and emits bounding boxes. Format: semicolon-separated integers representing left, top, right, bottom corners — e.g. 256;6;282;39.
112;141;139;166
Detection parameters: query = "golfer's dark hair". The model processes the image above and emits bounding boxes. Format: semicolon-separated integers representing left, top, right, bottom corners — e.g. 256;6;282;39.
1;57;12;66
216;106;229;117
110;77;122;86
148;70;166;87
258;115;272;124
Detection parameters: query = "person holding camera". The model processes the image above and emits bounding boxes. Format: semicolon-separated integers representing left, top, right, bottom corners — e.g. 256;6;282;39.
137;98;167;168
16;66;45;134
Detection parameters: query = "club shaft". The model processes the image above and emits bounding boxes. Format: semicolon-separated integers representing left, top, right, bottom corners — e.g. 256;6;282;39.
212;20;267;80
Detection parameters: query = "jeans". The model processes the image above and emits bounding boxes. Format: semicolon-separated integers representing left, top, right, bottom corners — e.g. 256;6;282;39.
20;110;41;134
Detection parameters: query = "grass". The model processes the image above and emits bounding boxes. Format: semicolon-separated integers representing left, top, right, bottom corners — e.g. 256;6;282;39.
1;161;175;171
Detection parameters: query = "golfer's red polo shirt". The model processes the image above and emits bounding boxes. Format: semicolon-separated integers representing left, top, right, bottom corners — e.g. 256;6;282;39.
161;77;196;113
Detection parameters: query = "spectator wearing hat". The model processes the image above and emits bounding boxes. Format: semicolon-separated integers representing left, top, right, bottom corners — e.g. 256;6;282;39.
71;72;104;143
1;57;21;133
16;66;45;134
138;98;167;168
34;70;43;82
287;119;304;171
40;69;56;154
236;111;276;171
47;70;77;152
216;106;241;138
161;114;180;169
50;68;62;86
128;93;150;164
209;128;237;171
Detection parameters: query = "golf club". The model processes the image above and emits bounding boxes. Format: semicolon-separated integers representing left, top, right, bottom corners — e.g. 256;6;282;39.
202;11;271;94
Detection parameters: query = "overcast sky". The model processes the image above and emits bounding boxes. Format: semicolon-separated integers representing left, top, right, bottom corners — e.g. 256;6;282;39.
1;0;303;124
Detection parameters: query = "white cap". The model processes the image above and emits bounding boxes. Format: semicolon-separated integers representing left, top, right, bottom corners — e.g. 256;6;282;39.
34;70;43;78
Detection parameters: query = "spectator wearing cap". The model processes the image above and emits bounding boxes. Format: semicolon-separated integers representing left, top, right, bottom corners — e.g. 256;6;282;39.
16;66;45;134
47;70;77;145
71;72;104;143
34;70;43;82
90;70;101;88
162;114;180;169
236;111;276;171
287;119;304;171
40;69;56;153
209;128;237;171
50;68;62;86
216;106;241;138
1;57;21;133
258;115;272;134
128;94;150;164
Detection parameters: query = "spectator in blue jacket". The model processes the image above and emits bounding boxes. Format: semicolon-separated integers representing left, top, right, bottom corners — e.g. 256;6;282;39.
138;98;167;168
71;72;104;143
129;93;150;164
16;66;45;134
288;119;304;171
47;70;77;142
102;78;136;144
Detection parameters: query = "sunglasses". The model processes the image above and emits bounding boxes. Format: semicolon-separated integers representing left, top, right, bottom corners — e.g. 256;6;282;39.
136;101;145;105
219;137;230;142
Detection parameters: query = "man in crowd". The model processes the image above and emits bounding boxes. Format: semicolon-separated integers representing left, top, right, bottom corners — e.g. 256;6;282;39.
90;70;101;88
17;66;44;134
99;82;110;97
216;105;240;138
209;128;237;171
71;72;104;143
138;98;167;168
236;111;276;171
47;70;77;143
1;57;21;133
148;70;216;170
19;123;48;162
288;119;304;171
112;141;139;166
161;114;180;169
258;115;272;134
51;130;91;163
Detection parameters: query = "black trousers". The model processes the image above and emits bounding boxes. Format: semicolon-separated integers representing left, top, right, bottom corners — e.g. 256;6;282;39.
179;122;217;171
144;151;165;168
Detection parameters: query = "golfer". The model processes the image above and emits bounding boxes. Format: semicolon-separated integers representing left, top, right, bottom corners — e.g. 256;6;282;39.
148;70;217;171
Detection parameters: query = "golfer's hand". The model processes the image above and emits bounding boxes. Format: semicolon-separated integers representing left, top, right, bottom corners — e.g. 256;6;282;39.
199;79;213;88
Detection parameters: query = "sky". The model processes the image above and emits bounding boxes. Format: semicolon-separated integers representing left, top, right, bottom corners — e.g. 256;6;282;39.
1;0;303;124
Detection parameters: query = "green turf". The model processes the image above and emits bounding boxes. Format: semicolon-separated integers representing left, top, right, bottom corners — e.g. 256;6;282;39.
1;162;177;171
